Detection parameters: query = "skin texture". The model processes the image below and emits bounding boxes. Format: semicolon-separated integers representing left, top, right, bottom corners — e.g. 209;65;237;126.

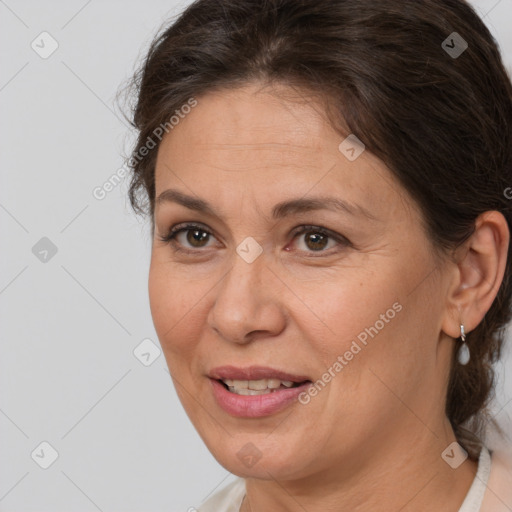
148;82;509;512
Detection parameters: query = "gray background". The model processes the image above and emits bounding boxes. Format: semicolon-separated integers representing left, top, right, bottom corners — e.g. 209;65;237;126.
1;1;511;511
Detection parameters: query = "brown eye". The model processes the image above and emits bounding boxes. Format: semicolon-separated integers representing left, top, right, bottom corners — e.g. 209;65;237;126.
291;225;350;255
184;228;210;247
158;223;216;251
303;232;329;251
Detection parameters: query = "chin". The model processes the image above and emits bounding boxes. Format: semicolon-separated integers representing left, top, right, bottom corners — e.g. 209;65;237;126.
205;434;310;480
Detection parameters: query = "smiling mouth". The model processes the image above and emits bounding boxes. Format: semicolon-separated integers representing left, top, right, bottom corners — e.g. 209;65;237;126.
217;378;311;395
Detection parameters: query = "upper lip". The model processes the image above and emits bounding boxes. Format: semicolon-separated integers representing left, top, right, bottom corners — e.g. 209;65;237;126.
209;365;311;383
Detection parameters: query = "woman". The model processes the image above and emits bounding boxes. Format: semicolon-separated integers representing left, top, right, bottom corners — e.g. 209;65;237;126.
123;0;512;510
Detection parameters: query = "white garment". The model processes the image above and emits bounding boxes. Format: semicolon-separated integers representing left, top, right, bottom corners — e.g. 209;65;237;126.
197;478;245;512
197;445;507;512
458;446;491;512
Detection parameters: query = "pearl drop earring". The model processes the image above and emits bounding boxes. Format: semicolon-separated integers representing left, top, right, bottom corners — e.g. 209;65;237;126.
457;324;470;365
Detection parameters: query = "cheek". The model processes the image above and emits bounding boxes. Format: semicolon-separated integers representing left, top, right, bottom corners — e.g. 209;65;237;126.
299;269;401;347
148;262;173;336
302;266;418;392
148;259;202;354
317;280;435;429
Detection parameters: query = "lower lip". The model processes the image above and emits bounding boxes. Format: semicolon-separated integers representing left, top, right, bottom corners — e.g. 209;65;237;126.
210;378;312;418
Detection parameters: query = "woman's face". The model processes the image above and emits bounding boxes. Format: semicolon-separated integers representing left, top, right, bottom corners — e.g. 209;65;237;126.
149;82;455;480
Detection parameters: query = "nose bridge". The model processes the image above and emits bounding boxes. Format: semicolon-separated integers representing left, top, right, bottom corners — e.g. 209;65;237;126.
220;241;267;310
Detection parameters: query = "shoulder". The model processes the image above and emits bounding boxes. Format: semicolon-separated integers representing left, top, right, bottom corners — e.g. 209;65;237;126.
481;439;512;512
197;478;246;512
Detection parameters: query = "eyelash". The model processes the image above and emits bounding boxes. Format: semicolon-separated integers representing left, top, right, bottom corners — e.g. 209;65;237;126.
157;222;351;256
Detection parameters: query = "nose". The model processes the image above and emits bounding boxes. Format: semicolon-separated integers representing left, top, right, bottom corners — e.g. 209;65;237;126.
207;248;286;345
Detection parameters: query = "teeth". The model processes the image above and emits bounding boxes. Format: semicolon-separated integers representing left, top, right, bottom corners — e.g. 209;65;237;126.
230;388;271;396
267;378;282;389
221;378;300;394
249;379;269;390
223;379;245;388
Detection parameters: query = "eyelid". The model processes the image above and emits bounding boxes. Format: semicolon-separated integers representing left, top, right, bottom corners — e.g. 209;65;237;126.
288;225;351;256
158;222;351;255
157;222;218;250
290;224;349;243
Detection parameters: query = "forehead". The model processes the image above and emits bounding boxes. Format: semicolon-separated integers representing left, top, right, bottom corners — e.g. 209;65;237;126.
158;83;337;166
153;83;416;223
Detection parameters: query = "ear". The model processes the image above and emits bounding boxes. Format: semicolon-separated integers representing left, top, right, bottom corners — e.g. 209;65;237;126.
441;211;510;339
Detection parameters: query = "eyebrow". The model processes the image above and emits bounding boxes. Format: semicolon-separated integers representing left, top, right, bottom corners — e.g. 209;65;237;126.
155;188;377;221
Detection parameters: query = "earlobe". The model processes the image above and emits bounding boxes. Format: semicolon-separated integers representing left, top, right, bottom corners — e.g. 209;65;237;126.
441;210;510;340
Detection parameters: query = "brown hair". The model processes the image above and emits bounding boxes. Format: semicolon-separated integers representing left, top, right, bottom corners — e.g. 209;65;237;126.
122;0;512;459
